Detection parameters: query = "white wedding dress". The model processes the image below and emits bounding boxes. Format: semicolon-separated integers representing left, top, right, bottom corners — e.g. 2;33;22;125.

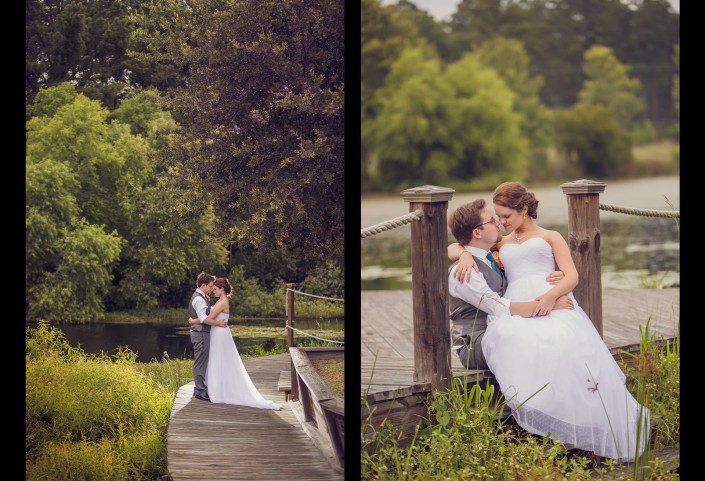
482;237;649;462
206;311;281;410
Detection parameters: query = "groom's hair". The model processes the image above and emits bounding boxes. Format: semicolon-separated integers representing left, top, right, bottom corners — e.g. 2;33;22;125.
448;199;485;246
196;271;215;288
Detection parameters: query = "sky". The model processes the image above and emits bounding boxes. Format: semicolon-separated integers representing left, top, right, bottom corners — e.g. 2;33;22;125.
379;0;680;23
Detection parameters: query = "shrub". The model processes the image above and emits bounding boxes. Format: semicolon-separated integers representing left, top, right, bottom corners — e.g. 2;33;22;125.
554;104;632;178
26;323;172;479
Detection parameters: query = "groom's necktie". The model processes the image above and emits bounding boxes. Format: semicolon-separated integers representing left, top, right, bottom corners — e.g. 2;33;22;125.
486;251;502;275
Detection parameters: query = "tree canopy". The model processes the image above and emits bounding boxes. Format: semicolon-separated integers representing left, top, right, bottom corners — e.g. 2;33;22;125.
26;0;346;321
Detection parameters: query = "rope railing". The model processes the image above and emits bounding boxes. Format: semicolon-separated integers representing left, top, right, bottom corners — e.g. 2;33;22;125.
285;325;344;344
286;288;344;302
599;203;680;219
285;286;344;346
360;209;424;238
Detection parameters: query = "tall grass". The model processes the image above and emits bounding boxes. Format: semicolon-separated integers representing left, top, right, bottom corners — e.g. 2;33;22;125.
361;315;680;480
26;320;330;480
26;321;176;480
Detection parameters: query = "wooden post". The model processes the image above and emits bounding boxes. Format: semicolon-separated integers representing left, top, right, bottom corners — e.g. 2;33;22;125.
401;185;455;392
560;180;606;337
287;283;298;400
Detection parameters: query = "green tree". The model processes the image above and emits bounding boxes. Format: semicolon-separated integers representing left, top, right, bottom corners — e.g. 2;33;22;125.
361;0;429;190
578;45;645;131
126;0;193;92
471;37;551;147
627;0;680;130
447;0;504;57
25;82;79;119
136;0;345;271
26;216;124;323
393;0;454;61
26;82;225;316
26;89;153;234
26;161;81;286
554;104;632;178
442;54;529;186
25;0;137;108
369;48;528;190
109;87;177;139
110;171;227;310
368;48;451;188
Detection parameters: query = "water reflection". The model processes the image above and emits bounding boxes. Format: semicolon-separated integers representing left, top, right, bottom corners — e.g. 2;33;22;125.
362;216;679;290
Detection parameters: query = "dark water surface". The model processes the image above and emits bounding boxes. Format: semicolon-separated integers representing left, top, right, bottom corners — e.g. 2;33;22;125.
34;317;344;363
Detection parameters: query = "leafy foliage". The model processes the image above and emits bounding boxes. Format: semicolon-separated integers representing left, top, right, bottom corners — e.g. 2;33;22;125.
134;0;345;269
25;83;230;318
554;104;632;178
26;322;172;480
228;265;286;318
368;47;529;191
579;45;646;132
25;0;137;107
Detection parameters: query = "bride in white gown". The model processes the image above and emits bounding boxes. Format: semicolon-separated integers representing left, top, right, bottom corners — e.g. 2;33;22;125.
453;182;649;463
189;277;281;410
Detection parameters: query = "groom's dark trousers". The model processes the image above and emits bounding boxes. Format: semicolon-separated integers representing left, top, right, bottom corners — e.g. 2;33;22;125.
189;291;211;399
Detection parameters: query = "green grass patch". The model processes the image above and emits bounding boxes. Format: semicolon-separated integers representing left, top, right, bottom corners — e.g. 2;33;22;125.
362;314;680;480
632;140;679;163
26;322;173;480
25;321;301;480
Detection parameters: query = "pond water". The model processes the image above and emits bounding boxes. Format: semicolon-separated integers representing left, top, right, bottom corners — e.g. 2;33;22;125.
361;176;680;290
33;317;344;363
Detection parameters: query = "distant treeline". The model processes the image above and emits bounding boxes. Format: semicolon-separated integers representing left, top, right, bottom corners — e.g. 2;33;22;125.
362;0;679;192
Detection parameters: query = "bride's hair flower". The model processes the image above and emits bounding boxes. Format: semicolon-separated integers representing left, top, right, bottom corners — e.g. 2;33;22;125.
492;251;504;271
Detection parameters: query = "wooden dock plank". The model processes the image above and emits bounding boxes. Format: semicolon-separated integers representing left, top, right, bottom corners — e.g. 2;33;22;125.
361;288;679;397
167;353;343;481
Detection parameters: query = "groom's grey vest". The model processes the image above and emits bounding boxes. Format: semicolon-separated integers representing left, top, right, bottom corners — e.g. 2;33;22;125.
449;256;507;349
189;291;212;332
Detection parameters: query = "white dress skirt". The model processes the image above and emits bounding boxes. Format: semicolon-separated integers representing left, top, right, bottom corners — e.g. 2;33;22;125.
482;237;649;462
205;311;281;410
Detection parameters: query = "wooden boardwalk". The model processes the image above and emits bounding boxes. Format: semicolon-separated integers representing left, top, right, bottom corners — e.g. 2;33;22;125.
361;288;679;398
167;353;343;481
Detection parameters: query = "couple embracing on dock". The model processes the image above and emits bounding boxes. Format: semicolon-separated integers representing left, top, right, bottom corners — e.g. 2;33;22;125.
188;271;281;410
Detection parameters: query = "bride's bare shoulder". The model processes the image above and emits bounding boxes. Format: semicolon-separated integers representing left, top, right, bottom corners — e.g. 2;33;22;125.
220;297;231;311
544;229;568;245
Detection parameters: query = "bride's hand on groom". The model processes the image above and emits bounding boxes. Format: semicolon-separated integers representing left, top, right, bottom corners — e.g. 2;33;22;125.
533;293;571;316
455;251;479;282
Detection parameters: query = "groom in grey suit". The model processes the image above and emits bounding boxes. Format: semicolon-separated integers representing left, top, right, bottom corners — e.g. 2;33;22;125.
190;272;216;401
447;199;572;374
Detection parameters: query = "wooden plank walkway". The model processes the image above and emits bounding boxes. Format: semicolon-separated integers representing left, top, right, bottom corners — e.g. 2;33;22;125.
361;288;679;398
167;353;343;481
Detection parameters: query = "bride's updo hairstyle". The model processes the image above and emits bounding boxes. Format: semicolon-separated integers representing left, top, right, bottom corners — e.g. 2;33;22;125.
493;182;539;219
214;277;232;295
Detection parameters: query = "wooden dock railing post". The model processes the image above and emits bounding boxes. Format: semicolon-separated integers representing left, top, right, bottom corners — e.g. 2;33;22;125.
560;179;606;337
401;185;455;392
287;283;298;400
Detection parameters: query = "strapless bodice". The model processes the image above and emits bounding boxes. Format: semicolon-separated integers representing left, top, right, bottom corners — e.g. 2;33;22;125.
499;237;559;301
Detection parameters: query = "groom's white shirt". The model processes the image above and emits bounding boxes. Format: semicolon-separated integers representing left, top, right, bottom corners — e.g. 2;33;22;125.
448;246;510;318
193;288;210;323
